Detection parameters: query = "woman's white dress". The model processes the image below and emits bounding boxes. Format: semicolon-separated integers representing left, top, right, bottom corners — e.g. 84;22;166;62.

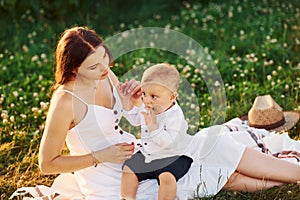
10;79;247;199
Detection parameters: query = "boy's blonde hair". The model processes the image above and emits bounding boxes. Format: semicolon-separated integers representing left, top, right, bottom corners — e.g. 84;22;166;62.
141;63;180;93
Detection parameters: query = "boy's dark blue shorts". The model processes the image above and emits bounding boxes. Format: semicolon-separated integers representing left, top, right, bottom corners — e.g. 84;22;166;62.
123;151;193;184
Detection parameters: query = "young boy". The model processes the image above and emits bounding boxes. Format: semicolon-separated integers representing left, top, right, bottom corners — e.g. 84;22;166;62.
120;63;194;200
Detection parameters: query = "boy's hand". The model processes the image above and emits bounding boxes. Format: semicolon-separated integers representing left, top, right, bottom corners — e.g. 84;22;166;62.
141;108;159;132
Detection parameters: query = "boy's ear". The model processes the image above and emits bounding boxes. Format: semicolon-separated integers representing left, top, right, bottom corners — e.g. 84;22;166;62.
170;92;177;101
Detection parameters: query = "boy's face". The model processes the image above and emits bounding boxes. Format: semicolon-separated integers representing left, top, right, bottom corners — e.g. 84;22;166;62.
141;83;176;114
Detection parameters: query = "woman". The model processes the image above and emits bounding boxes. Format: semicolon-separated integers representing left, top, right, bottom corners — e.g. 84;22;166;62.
11;26;300;200
36;26;163;199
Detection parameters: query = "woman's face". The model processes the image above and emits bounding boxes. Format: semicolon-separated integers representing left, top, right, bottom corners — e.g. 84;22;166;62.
76;46;110;80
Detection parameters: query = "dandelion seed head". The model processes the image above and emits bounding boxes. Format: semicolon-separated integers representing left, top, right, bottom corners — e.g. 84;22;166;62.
20;114;27;119
1;111;8;119
270;39;277;43
10;116;15;122
271;81;275;86
41;53;46;59
2;119;8;124
139;58;144;63
285;84;289;90
13;91;18;98
22;45;29;53
154;14;161;20
237;6;242;13
214;81;220;87
31;55;38;62
149;42;155;47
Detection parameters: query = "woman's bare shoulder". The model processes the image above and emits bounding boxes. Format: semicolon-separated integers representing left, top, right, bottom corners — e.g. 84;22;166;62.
50;89;73;112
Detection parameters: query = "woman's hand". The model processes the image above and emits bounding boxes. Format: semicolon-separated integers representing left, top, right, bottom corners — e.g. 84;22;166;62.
117;79;142;110
94;142;134;164
119;79;141;96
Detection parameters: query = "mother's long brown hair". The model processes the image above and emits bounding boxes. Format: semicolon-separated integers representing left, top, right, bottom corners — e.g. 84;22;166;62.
52;26;113;90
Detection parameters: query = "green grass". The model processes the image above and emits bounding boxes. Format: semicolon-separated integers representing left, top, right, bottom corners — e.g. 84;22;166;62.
1;0;300;199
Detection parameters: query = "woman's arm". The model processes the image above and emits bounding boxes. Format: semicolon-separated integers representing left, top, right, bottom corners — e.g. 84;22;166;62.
39;90;135;174
39;92;95;174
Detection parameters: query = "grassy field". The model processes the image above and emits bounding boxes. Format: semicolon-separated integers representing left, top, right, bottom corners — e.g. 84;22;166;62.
1;0;300;199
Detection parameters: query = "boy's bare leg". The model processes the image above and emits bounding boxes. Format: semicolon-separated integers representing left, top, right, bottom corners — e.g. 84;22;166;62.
121;165;138;199
158;172;177;200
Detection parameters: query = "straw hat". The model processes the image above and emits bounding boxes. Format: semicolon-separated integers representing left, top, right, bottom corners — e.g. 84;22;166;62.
240;95;300;132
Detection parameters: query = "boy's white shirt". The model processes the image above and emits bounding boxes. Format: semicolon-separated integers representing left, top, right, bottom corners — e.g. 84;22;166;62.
123;103;194;163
